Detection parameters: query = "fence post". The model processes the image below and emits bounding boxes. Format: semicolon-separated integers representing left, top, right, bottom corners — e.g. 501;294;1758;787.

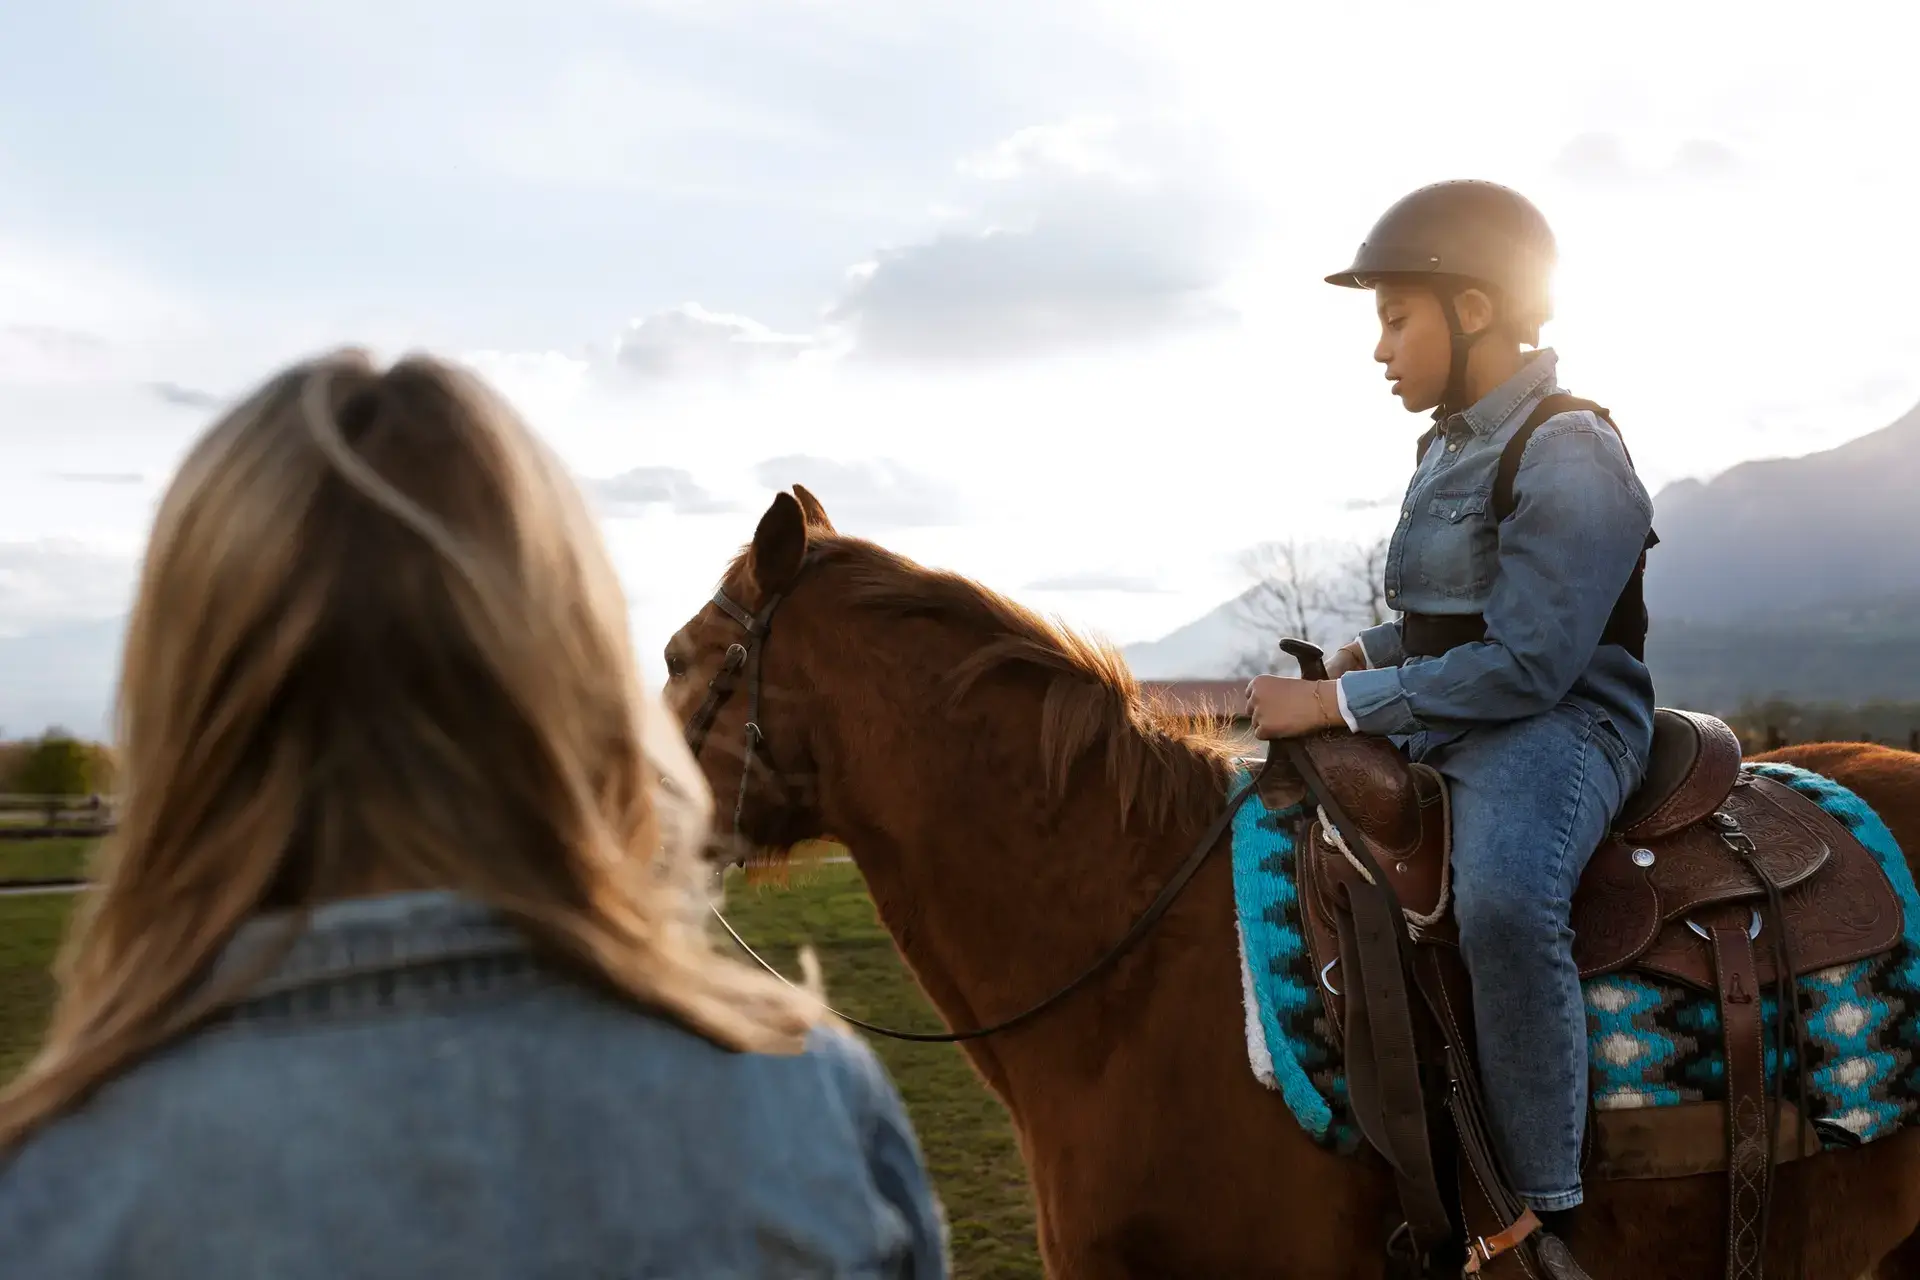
1910;728;1918;754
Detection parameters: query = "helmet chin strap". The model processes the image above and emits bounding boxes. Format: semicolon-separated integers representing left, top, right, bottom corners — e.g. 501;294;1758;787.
1434;289;1487;421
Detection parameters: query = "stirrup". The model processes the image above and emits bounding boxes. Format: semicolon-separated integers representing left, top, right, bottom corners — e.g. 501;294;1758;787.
1534;1233;1596;1280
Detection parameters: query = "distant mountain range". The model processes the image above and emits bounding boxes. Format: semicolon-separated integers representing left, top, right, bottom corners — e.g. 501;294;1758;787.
1643;399;1920;622
1126;400;1920;709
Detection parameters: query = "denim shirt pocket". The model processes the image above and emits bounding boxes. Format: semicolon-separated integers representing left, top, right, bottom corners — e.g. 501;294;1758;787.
1411;486;1496;599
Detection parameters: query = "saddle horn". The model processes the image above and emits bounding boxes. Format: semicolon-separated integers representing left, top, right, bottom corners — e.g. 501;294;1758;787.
1279;638;1328;681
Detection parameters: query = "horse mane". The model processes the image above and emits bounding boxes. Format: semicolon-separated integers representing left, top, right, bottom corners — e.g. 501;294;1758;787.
793;537;1242;830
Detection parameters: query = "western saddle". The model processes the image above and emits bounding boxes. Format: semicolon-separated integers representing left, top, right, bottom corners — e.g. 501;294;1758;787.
1261;641;1903;1280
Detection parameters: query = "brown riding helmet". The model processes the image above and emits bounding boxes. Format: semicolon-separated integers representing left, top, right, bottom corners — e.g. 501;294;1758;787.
1326;180;1558;414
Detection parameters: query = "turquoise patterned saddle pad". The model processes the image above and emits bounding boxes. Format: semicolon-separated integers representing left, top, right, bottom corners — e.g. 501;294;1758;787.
1229;760;1920;1155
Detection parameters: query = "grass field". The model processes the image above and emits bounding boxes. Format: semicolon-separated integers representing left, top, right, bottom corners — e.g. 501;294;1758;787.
0;845;1041;1276
0;838;94;883
0;890;71;1082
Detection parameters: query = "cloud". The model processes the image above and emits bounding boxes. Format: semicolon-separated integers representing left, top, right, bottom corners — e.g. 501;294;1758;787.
0;324;115;383
612;303;814;381
51;472;145;486
147;380;225;410
1025;572;1169;593
825;115;1249;363
1552;132;1743;183
0;540;138;637
590;466;737;516
750;455;963;530
470;52;838;194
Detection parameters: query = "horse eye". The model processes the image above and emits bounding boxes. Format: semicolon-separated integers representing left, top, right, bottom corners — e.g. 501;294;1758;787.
665;652;688;679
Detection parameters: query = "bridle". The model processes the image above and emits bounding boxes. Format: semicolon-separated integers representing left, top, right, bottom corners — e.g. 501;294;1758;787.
681;566;1261;1044
680;582;809;839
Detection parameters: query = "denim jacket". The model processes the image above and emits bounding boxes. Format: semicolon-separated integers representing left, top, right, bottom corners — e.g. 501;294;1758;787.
0;891;948;1280
1336;349;1657;763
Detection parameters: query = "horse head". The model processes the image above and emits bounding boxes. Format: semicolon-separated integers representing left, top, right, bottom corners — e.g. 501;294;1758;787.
664;485;837;867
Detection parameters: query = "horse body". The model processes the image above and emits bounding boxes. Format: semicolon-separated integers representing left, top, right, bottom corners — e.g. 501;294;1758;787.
668;488;1920;1278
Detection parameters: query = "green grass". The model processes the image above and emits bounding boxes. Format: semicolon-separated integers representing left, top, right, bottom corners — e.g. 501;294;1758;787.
0;838;95;884
0;892;74;1081
0;853;1040;1277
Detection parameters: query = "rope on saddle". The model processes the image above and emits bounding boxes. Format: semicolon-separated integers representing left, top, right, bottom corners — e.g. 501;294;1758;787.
1315;799;1453;930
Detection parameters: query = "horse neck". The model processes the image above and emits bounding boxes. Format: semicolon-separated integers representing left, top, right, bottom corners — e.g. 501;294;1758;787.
800;624;1231;1093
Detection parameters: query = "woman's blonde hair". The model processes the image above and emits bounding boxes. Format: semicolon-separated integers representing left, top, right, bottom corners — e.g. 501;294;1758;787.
0;349;815;1149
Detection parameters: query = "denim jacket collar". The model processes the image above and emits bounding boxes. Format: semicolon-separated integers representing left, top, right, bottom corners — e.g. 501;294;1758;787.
1454;347;1559;438
207;890;528;1001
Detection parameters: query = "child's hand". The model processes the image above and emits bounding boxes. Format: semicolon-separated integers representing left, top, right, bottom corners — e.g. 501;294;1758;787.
1245;676;1345;739
1324;641;1367;680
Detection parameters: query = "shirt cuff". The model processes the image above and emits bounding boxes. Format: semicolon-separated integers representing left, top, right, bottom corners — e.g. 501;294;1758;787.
1333;676;1360;732
1336;665;1422;737
1356;621;1404;670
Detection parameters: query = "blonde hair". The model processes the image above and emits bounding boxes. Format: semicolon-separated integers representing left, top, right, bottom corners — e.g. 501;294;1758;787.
0;349;814;1150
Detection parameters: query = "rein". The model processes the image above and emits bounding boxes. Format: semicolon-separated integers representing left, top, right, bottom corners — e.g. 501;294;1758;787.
683;576;1259;1044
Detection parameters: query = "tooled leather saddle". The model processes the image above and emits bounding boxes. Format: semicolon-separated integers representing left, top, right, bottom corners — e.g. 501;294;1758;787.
1260;642;1904;1280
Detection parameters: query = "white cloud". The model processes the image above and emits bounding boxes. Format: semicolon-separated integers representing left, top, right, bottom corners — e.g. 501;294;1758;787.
51;472;145;486
0;235;207;388
749;455;964;531
1552;133;1743;183
1025;572;1169;594
612;304;816;381
826;114;1249;363
590;465;737;516
494;62;820;190
0;540;139;638
146;381;227;410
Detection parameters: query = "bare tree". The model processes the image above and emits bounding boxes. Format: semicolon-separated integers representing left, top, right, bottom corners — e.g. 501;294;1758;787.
1229;534;1394;677
1230;540;1334;678
1329;534;1392;630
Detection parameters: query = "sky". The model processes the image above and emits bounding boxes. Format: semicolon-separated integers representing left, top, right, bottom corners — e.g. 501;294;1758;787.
3;0;1918;724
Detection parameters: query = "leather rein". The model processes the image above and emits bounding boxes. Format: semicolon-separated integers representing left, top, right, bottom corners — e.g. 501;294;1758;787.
684;576;1259;1044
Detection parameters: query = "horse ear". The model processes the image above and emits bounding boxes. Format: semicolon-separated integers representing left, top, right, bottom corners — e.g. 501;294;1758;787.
749;492;809;594
792;484;835;533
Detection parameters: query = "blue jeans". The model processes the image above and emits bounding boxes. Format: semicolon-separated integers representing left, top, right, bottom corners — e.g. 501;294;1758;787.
1417;701;1646;1211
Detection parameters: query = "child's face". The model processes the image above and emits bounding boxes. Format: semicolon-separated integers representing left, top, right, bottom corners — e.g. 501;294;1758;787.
1371;284;1452;413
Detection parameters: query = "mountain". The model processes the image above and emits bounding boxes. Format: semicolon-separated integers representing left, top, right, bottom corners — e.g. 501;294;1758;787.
1122;586;1365;679
1643;400;1920;621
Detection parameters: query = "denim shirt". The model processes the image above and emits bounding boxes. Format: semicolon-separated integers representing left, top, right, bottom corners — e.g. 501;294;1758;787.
0;891;948;1280
1337;349;1657;763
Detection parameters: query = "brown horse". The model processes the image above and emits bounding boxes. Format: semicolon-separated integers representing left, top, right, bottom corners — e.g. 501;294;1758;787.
665;486;1920;1279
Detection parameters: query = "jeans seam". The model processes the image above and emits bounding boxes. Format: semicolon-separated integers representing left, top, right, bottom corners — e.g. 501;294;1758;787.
1536;708;1595;1195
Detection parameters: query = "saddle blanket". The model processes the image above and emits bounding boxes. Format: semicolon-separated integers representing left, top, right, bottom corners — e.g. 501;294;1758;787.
1230;760;1920;1156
